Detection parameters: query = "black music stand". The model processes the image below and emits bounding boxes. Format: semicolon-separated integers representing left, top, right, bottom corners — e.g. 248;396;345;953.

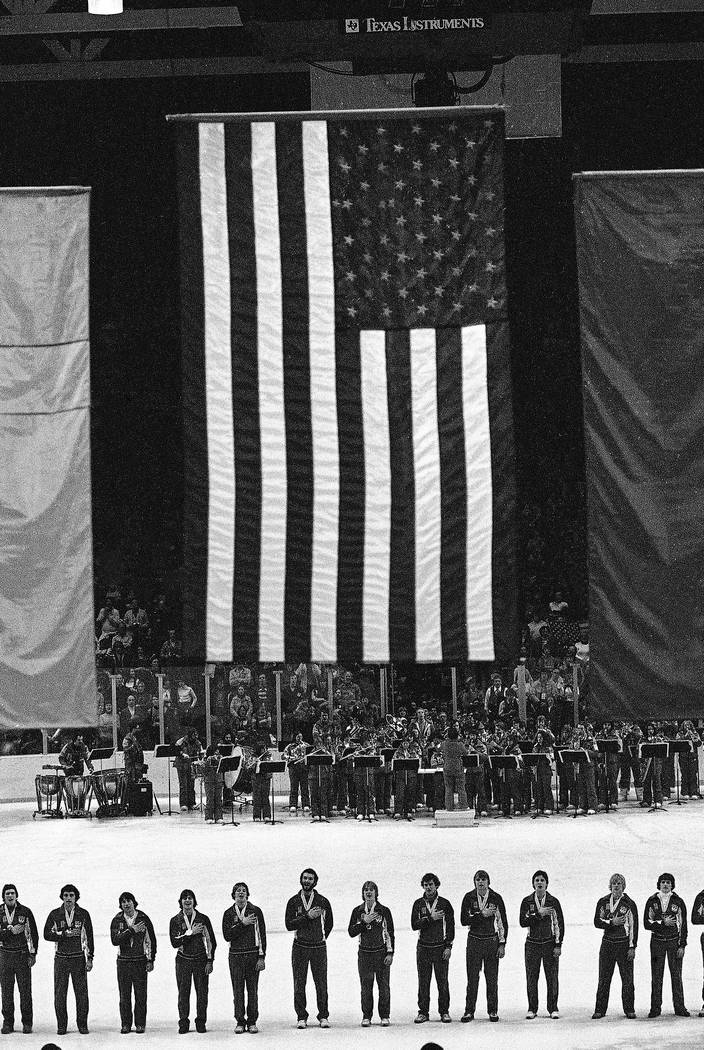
307;754;334;822
392;758;420;821
596;739;622;813
354;755;382;822
667;740;692;806
558;749;593;818
218;756;241;826
88;746;114;771
154;743;179;815
258;760;285;825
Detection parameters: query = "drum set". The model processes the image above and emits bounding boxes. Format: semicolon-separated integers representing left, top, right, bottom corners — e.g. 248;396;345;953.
33;764;126;820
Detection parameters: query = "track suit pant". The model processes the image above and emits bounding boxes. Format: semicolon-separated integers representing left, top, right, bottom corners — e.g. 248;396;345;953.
0;951;32;1029
443;771;468;811
650;937;685;1013
175;955;209;1026
292;942;328;1021
288;764;310;809
358;949;390;1020
54;955;88;1031
229;952;260;1027
525;940;559;1014
417;945;449;1016
594;941;634;1015
465;934;499;1016
117;958;148;1030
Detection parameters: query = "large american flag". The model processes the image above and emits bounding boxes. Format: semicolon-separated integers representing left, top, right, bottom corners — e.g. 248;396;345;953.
174;107;517;665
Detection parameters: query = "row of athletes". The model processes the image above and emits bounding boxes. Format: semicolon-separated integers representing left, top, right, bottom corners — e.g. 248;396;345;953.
279;718;701;819
2;868;704;1035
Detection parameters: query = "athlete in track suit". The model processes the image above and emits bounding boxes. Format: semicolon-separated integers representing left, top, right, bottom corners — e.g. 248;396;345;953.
411;873;455;1022
0;884;38;1035
348;881;394;1025
169;889;216;1034
43;884;94;1035
460;870;508;1021
643;872;689;1017
690;886;704;1015
519;870;564;1018
222;882;266;1034
285;869;333;1026
110;891;156;1033
592;873;638;1018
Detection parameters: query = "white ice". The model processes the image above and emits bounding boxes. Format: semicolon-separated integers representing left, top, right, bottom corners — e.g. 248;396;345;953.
2;796;703;1050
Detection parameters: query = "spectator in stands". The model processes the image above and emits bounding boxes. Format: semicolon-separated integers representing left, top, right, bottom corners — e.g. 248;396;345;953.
160;629;182;666
96;603;121;651
119;694;143;738
176;680;199;729
229;684;253;723
549;590;569;618
111;622;134;667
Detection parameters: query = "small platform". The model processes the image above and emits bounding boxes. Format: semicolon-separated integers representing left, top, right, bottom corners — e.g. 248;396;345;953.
433;808;477;828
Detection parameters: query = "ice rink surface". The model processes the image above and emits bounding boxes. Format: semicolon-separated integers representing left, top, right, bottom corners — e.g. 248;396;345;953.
3;797;704;1049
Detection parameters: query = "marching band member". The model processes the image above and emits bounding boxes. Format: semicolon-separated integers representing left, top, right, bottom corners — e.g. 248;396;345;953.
463;730;489;817
353;730;378;822
307;738;334;821
202;744;224;824
174;727;202;813
592;874;637;1020
571;725;598;815
641;723;665;811
110;891;156;1034
251;740;272;821
619;722;643;803
460;870;508;1023
427;738;445;814
0;884;38;1035
439;727;468;811
499;729;524;818
122;727;144;789
348;881;394;1027
283;733;311;815
643;873;689;1018
532;719;555;815
222;882;266;1035
677;720;702;798
285;869;333;1029
373;725;393;817
58;733;94;778
519;870;564;1020
392;734;420;821
169;889;216;1034
411;873;454;1025
43;884;94;1036
597;722;622;809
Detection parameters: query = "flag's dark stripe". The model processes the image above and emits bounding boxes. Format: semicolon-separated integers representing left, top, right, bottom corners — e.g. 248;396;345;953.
336;329;365;661
224;122;260;663
277;122;313;662
176;123;207;663
437;328;468;663
486;320;519;662
387;330;416;662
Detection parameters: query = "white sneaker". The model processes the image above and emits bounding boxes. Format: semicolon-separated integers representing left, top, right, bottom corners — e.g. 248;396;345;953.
290;806;297;814
380;1018;390;1027
303;807;310;814
370;813;378;821
361;1018;371;1027
248;1024;259;1034
205;818;214;824
297;1020;307;1029
550;1011;560;1019
180;806;188;812
526;1011;536;1019
481;810;488;817
216;818;224;824
356;814;364;821
319;1018;330;1028
577;808;586;815
587;809;596;815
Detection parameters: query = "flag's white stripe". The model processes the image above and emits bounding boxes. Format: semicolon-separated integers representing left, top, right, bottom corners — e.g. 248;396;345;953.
462;324;494;660
252;122;286;661
303;121;338;663
199;123;234;661
360;330;391;663
410;329;442;662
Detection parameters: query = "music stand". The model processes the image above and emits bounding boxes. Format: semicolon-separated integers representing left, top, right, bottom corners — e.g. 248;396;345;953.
558;749;593;818
392;758;420;821
596;739;622;813
154;743;178;815
88;746;114;771
667;739;692;806
307;754;334;822
354;755;382;822
218;756;241;826
258;760;285;825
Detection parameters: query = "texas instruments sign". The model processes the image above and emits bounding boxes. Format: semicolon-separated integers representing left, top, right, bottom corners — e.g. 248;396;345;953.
342;14;488;33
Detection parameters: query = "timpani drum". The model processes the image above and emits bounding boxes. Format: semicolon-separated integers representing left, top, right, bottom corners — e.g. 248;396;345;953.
62;775;93;817
93;770;125;817
33;771;64;819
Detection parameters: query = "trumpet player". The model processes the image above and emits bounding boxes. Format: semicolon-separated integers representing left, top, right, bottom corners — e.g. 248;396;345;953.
308;738;334;821
251;739;272;821
283;733;311;815
203;744;224;824
353;731;378;822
